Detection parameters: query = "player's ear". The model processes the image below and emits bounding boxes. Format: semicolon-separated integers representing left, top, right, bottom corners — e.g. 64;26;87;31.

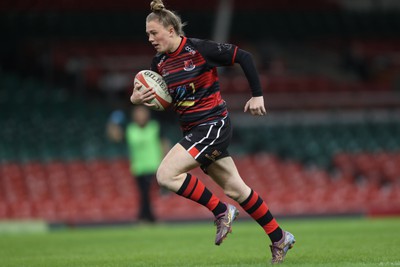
168;26;174;36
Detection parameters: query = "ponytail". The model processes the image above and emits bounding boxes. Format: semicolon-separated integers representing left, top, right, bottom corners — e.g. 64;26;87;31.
147;0;186;36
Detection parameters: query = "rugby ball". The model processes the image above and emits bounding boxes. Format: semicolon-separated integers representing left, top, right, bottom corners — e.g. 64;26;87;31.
134;70;172;111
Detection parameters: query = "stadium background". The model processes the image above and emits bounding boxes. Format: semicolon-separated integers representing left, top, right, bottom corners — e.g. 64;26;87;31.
1;0;400;225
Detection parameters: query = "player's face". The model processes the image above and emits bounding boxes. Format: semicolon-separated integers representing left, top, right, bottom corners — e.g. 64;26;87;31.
146;20;174;53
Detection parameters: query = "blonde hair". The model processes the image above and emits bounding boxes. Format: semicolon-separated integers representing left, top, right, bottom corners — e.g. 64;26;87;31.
147;0;186;36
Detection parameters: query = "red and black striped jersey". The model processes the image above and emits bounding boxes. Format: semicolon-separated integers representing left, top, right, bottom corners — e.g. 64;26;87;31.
151;37;238;132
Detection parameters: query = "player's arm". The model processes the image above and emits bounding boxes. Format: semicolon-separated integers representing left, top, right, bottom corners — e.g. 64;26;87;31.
234;49;266;116
194;39;266;116
130;58;159;106
130;82;156;106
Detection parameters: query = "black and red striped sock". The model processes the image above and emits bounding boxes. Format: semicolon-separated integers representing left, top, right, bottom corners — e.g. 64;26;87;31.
240;189;283;243
176;174;227;217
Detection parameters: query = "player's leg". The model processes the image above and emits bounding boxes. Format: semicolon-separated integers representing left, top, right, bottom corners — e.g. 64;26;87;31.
206;157;295;264
206;157;283;239
156;143;227;217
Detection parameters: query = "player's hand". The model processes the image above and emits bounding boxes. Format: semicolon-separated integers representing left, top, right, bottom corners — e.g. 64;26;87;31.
244;96;267;116
130;82;156;106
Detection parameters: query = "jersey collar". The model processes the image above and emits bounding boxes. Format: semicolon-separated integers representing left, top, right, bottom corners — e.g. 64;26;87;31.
167;36;187;57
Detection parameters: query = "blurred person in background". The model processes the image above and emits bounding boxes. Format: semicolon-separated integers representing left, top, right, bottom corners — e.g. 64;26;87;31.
130;0;295;264
107;106;169;223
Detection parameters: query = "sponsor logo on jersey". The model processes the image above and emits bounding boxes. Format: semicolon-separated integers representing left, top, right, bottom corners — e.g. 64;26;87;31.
177;101;195;107
185;46;196;55
157;55;166;67
161;68;169;77
176;86;187;101
183;59;195;71
174;83;196;107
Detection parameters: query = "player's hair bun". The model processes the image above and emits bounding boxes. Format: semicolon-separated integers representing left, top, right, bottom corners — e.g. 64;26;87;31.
150;0;165;12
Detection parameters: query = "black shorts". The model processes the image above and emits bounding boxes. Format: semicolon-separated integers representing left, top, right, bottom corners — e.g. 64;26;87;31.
179;116;232;172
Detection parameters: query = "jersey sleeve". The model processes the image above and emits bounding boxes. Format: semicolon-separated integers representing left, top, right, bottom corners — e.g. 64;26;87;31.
234;49;263;97
191;38;238;68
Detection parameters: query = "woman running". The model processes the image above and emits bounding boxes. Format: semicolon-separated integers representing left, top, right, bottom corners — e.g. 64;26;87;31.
130;0;295;264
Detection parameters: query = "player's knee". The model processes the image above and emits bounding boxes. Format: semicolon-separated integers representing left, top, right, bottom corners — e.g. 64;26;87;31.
156;164;182;189
156;165;170;188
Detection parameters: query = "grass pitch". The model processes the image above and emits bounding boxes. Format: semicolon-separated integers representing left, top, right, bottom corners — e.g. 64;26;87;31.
1;217;399;267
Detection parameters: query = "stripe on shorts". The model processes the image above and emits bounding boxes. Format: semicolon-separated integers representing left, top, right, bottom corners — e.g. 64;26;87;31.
187;124;214;159
186;117;226;160
197;118;225;156
188;146;200;158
